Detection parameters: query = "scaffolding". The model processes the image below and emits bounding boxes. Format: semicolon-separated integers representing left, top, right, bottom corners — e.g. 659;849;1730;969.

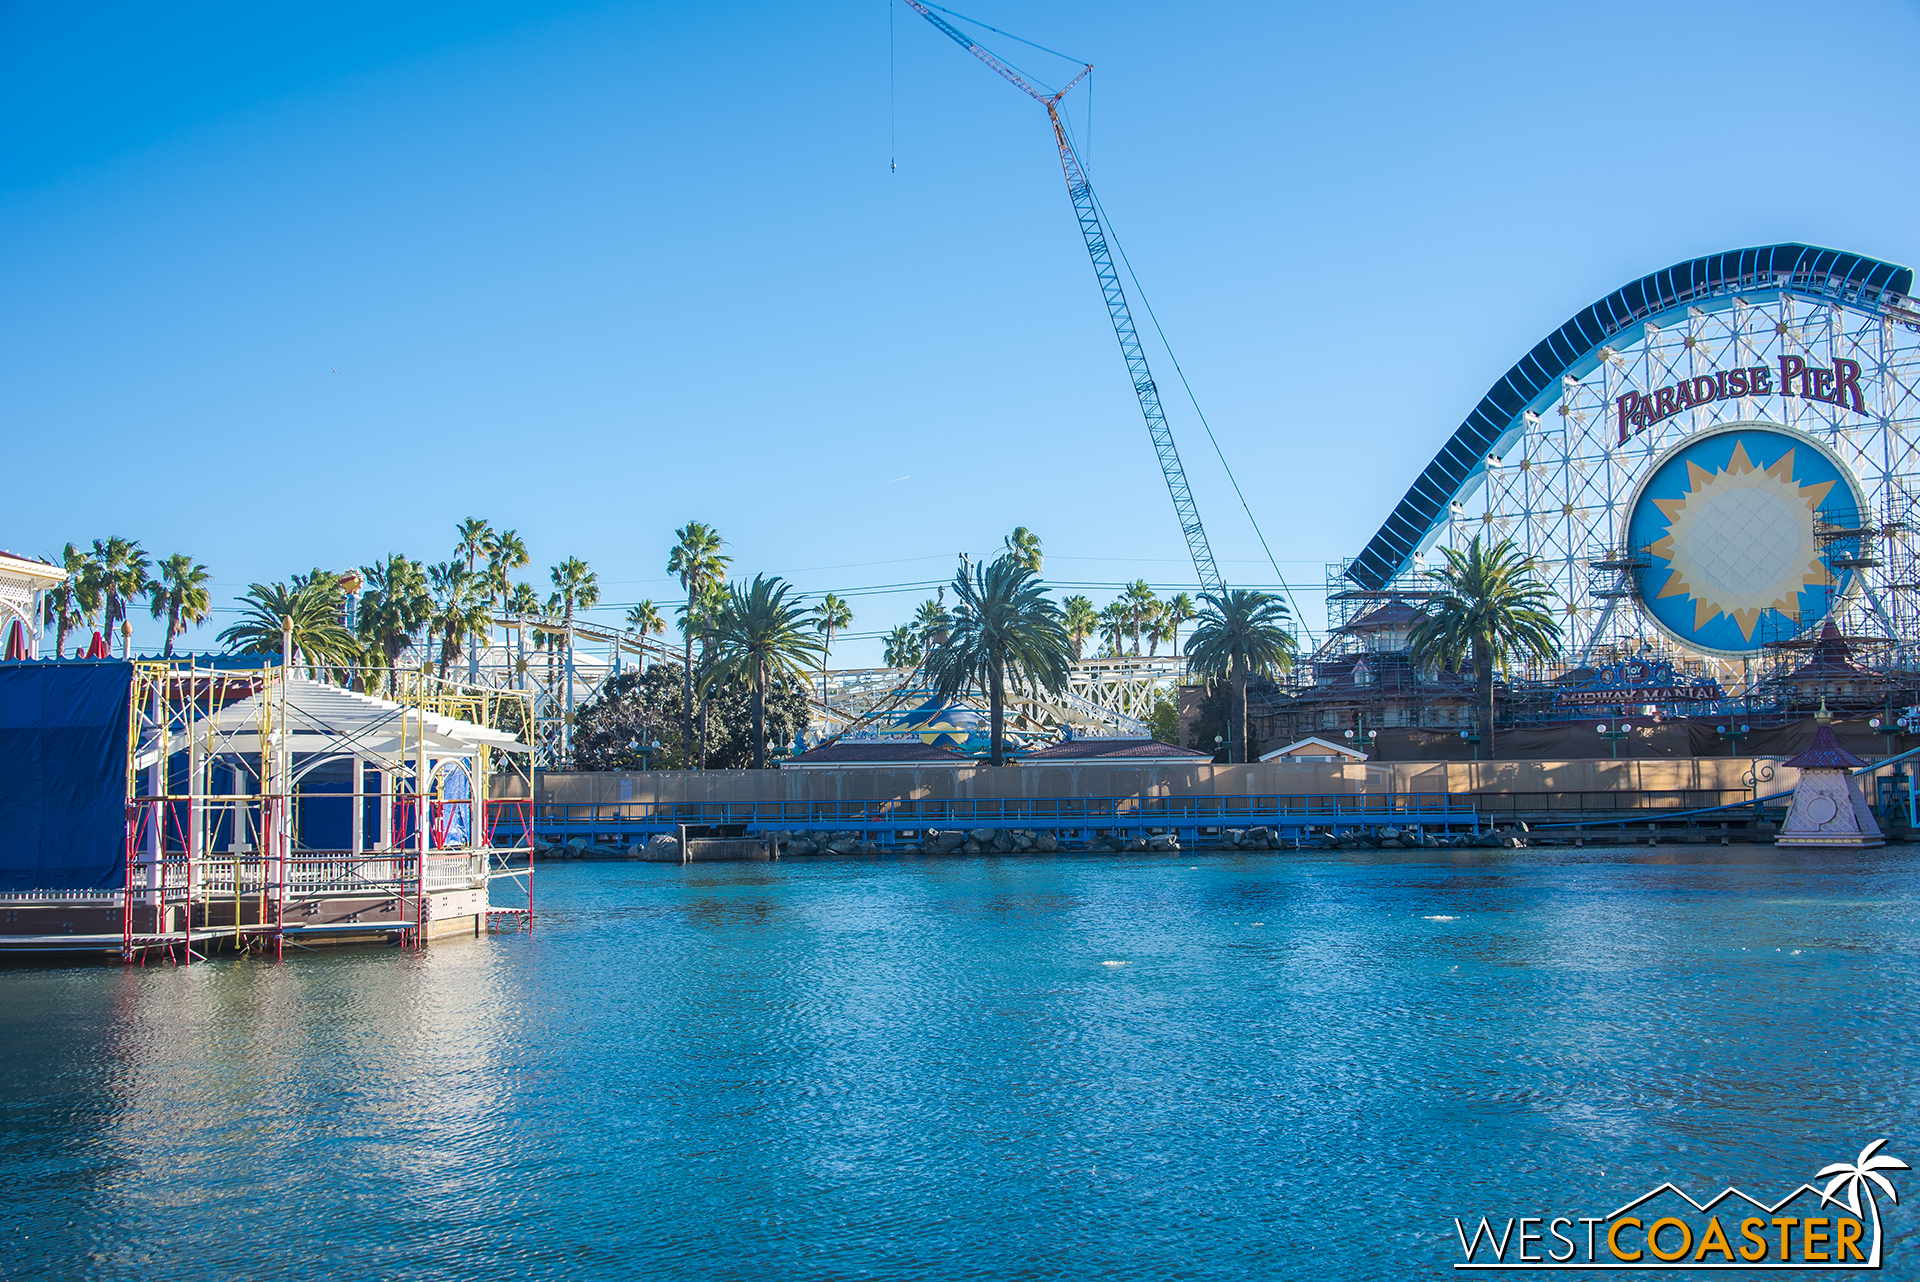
117;659;535;964
1324;266;1920;734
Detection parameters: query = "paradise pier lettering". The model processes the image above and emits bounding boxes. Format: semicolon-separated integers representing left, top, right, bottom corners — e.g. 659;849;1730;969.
1616;356;1866;443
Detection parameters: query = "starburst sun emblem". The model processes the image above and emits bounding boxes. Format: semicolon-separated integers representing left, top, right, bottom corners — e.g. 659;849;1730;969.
1648;440;1834;640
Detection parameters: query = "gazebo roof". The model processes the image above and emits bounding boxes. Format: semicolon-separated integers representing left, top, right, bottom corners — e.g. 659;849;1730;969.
140;675;527;769
1782;722;1868;770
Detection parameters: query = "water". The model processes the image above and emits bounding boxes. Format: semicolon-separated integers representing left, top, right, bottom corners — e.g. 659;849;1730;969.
2;847;1917;1280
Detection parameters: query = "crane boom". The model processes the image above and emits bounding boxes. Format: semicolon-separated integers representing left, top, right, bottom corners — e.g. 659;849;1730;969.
902;1;1224;595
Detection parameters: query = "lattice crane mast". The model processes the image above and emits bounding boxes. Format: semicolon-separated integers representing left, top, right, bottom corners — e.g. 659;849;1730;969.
902;1;1224;595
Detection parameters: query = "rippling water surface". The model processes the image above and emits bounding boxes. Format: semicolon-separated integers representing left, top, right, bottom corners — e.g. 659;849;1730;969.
3;848;1917;1280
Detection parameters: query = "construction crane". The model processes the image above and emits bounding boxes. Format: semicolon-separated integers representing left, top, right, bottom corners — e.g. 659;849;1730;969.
902;1;1224;596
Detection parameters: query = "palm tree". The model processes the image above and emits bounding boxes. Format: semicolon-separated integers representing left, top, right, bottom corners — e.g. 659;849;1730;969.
812;592;854;722
454;518;494;577
812;593;854;658
1145;601;1175;656
42;543;99;657
430;562;495;680
704;575;824;769
1061;595;1097;661
1818;1139;1908;1266
1186;589;1296;763
914;596;952;652
91;537;152;658
484;527;529;611
1097;601;1130;657
681;580;730;767
1121;579;1158;656
1003;526;1043;573
1407;535;1561;759
148;553;213;657
548;556;599;694
924;556;1072;766
358;554;434;692
882;624;923;669
668;522;730;766
625;599;664;672
1165;592;1196;657
219;575;361;676
503;580;543;687
505;581;542;617
626;599;664;639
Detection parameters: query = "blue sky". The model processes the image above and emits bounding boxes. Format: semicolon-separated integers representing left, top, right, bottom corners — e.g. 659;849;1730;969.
6;0;1919;664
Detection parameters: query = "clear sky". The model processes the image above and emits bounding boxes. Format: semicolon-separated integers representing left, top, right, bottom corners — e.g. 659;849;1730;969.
7;0;1919;664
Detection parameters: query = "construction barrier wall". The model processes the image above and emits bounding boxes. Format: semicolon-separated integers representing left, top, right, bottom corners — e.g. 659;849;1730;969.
0;661;132;892
519;757;1787;809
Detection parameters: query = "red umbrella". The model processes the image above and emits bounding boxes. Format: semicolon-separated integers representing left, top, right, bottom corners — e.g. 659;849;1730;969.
85;631;110;659
3;620;24;661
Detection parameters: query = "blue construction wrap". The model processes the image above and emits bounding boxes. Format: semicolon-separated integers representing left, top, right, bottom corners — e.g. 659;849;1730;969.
0;662;131;892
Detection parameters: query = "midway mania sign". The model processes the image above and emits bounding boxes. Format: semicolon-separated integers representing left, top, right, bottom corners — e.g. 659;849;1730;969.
1452;1140;1906;1270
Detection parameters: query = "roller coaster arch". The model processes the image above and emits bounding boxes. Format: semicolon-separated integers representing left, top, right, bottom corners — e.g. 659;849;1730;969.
1348;243;1920;675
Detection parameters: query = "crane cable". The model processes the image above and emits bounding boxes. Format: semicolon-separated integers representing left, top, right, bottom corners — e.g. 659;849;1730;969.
902;1;1315;645
1082;181;1318;646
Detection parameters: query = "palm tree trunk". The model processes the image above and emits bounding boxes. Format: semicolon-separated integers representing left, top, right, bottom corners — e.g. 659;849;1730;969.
696;633;712;767
1475;637;1495;759
1231;655;1248;764
682;590;695;767
698;686;712;769
752;658;768;769
988;653;1006;766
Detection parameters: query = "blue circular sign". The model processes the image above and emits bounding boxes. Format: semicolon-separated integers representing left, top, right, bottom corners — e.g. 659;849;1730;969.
1625;422;1866;657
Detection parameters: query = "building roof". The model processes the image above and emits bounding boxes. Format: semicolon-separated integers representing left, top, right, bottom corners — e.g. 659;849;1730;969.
1335;601;1421;634
0;551;66;587
782;741;976;768
1016;737;1211;764
1784;623;1879;683
1347;244;1914;590
1259;735;1369;762
1294;652;1475;704
1783;722;1869;770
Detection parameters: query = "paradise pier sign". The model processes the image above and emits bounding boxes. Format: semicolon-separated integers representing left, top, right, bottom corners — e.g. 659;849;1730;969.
1616;355;1867;443
1345;244;1920;670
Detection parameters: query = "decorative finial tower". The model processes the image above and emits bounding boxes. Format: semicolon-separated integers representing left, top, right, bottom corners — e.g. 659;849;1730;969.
1777;701;1883;848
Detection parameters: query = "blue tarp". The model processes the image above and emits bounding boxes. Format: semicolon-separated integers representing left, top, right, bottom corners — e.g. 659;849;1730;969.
0;662;131;892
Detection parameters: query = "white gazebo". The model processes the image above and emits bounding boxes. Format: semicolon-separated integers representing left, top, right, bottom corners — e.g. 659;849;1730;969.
133;672;532;945
0;551;64;656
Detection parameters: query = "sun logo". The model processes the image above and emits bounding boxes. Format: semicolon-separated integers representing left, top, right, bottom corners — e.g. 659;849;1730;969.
1646;439;1835;641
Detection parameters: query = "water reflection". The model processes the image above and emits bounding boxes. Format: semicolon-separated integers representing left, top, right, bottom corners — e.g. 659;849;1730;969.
0;847;1914;1280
